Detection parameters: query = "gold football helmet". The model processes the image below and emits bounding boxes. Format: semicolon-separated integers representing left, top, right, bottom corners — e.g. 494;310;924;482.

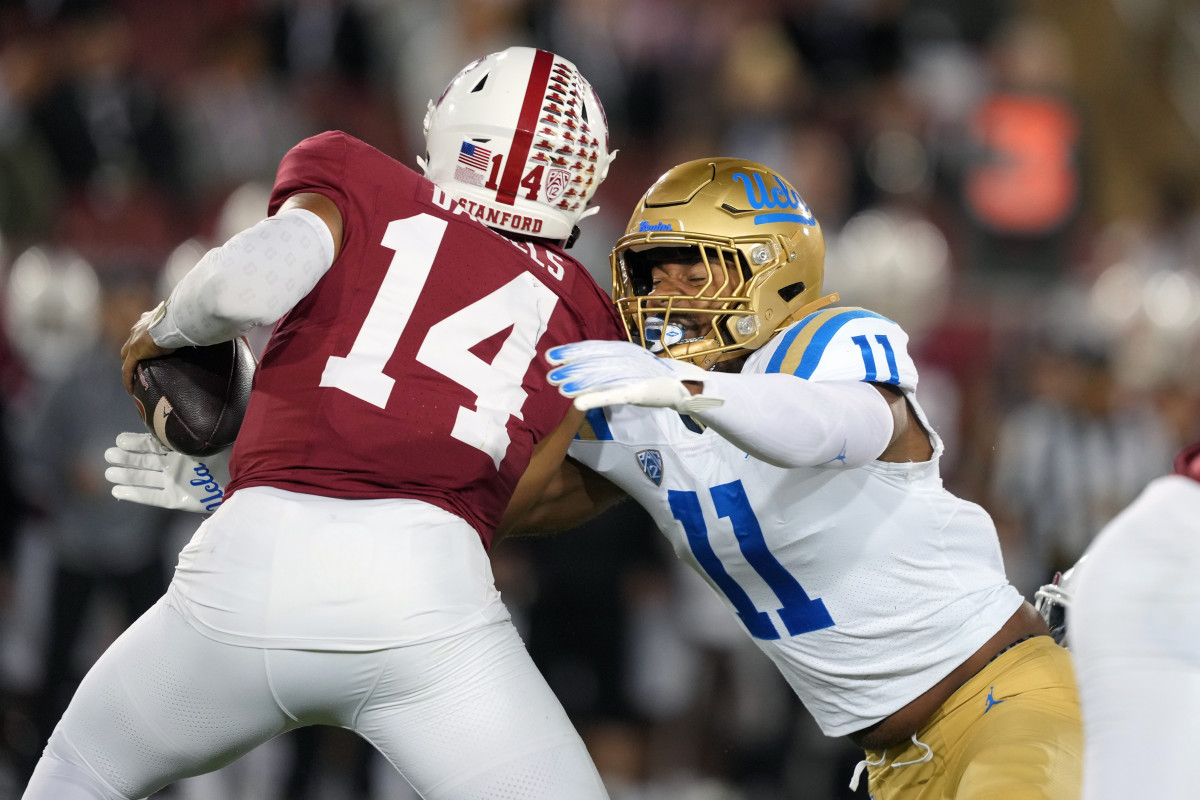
610;157;835;369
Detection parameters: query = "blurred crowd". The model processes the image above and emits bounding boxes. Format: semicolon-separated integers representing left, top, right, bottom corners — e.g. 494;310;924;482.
1;0;1198;799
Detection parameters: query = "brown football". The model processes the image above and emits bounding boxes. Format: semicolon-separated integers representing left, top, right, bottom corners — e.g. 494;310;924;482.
131;338;256;456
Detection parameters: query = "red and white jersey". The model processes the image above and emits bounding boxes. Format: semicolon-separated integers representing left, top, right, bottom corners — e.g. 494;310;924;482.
226;131;623;546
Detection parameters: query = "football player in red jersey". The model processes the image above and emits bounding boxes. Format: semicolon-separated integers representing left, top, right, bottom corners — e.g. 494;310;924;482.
24;48;622;800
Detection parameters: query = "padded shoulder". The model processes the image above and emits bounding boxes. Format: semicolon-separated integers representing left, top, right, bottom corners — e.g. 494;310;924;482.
748;306;918;393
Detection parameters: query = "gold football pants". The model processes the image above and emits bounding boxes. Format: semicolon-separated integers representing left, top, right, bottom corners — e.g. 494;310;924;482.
864;635;1082;800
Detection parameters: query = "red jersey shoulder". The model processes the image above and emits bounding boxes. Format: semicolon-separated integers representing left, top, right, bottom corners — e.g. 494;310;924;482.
269;131;419;215
267;131;622;342
543;242;624;339
417;189;622;339
533;241;623;341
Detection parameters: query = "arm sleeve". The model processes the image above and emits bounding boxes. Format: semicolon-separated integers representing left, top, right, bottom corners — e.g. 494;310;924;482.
690;371;895;469
149;207;336;348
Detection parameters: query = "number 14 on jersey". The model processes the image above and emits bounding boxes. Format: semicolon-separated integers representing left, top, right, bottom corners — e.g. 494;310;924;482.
320;214;558;469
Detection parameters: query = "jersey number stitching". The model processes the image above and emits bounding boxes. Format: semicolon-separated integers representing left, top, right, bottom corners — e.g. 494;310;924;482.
319;214;560;468
669;480;834;640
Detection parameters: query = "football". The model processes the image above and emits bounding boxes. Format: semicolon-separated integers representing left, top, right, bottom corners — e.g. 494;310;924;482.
131;338;256;456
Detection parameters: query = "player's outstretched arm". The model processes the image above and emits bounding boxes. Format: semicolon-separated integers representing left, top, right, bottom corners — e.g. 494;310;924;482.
546;340;724;413
498;406;628;540
547;339;900;469
686;371;899;468
500;456;627;539
104;432;229;514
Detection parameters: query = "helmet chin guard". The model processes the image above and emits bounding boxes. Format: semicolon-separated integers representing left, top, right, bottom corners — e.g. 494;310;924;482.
422;47;616;244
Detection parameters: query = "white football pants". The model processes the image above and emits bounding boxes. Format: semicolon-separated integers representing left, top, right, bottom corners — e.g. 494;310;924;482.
23;489;608;800
1070;476;1200;800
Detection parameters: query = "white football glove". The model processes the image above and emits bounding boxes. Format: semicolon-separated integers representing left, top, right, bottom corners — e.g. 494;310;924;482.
104;432;230;514
546;340;725;413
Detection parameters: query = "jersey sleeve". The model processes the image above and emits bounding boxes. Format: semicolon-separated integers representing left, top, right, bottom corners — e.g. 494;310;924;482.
584;294;625;342
748;306;919;393
540;242;626;344
269;131;352;215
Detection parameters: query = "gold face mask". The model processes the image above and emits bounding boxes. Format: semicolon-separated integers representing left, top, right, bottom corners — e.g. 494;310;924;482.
611;157;836;369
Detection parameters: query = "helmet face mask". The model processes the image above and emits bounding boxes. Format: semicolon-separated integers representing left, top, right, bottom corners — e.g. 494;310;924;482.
621;241;758;358
1033;559;1084;647
422;47;615;244
611;158;832;368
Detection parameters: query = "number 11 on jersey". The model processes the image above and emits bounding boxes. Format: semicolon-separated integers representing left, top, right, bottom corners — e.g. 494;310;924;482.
670;480;834;640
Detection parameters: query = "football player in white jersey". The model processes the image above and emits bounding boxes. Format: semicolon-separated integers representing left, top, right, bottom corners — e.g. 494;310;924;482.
530;157;1083;800
104;157;1085;799
1063;440;1200;800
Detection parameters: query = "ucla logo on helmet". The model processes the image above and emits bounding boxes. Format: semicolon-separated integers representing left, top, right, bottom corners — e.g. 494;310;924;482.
731;171;815;225
636;449;664;486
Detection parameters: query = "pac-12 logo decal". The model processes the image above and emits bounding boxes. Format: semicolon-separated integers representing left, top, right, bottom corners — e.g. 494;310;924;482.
731;171;815;226
636;449;664;486
543;168;570;202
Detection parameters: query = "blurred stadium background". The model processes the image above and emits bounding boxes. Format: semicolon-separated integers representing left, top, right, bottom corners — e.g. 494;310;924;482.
0;0;1197;798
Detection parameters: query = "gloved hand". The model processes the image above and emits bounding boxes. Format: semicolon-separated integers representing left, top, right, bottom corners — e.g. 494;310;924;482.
104;432;230;514
546;340;725;413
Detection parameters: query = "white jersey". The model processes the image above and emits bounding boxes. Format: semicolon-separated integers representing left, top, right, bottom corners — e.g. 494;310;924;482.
569;306;1023;736
1070;473;1200;800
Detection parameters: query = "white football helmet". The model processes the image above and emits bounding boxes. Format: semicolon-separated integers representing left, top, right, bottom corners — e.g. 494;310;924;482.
421;47;616;244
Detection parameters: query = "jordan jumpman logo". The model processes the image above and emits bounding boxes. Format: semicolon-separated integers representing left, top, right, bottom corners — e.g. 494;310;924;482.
984;686;1005;714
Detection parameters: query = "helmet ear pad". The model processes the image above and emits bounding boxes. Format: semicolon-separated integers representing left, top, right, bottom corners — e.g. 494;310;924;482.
422;47;615;243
